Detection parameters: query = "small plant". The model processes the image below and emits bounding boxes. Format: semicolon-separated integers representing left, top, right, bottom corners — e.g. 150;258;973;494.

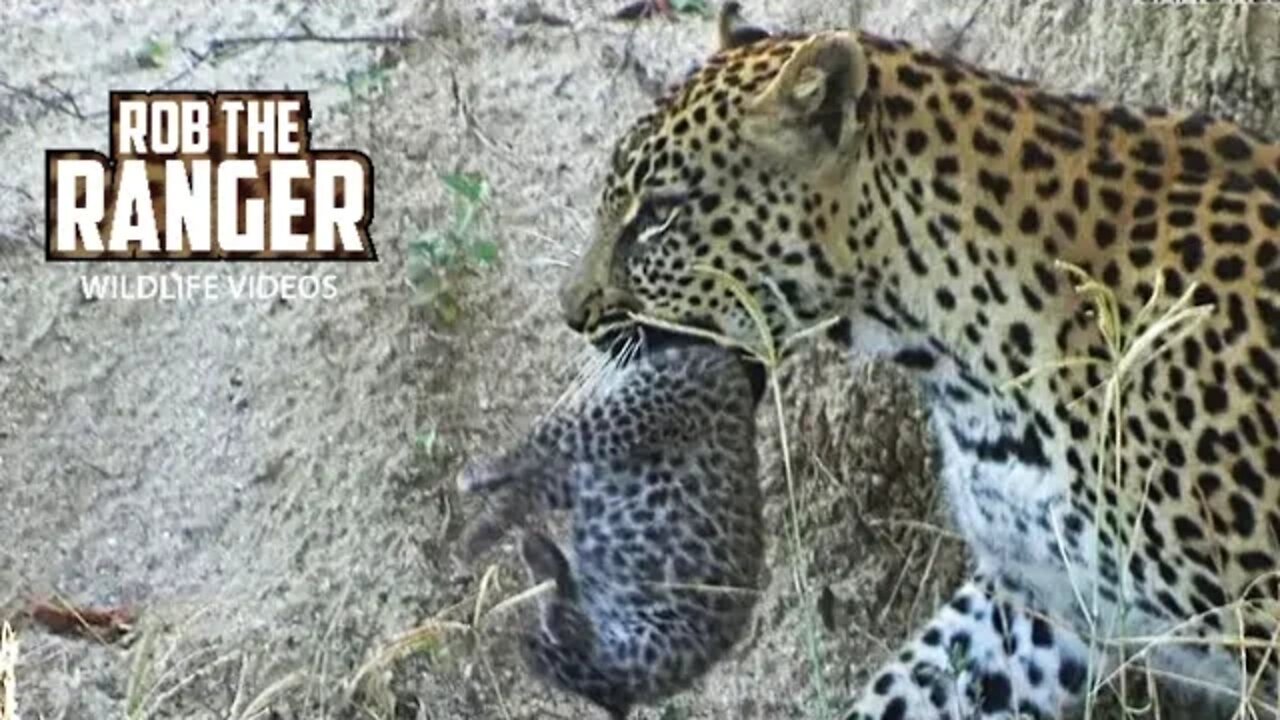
343;65;391;103
409;172;500;325
416;427;440;459
670;0;712;16
135;38;172;69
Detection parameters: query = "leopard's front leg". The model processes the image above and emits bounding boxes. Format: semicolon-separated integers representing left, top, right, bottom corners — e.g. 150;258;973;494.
846;579;1092;720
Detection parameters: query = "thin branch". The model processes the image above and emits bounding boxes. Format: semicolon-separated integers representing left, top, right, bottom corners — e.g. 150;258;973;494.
0;79;92;121
155;46;219;91
208;31;418;52
944;2;984;53
0;20;417;122
0;183;34;202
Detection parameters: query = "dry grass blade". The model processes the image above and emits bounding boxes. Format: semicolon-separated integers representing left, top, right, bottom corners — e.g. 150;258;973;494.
235;670;305;720
124;602;227;720
125;620;160;718
470;564;503;630
348;564;552;707
1007;261;1218;720
691;265;777;361
482;579;554;620
625;312;756;356
137;648;240;719
1;622;16;720
349;618;472;689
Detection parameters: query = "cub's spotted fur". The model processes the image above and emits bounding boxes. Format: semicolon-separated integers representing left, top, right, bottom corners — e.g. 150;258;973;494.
458;340;764;719
560;5;1280;718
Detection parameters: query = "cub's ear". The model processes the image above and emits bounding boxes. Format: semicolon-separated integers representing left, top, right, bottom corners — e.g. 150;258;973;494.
717;2;771;51
743;33;869;161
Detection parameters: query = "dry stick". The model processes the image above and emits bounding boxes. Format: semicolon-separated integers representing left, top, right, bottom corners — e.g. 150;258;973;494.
208;32;418;50
0;79;91;121
445;71;523;170
308;580;355;716
165;18;408;90
140;649;240;720
1;25;417;122
0;623;15;720
256;1;320;67
864;517;965;542
876;533;921;626
943;0;984;53
1243;621;1280;717
905;534;944;633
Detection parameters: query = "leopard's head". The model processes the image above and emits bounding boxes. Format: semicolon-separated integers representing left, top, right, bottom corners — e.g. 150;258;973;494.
560;20;872;356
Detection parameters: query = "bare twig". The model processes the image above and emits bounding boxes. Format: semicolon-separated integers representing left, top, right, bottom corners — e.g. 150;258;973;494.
154;46;220;91
944;2;984;53
0;183;34;202
0;623;15;720
0;78;92;121
208;31;418;52
28;597;136;645
1;16;418;122
447;70;522;168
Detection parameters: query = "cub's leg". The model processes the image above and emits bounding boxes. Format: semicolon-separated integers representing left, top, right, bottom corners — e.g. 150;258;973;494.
456;415;576;500
846;579;1090;720
517;531;634;719
455;416;580;558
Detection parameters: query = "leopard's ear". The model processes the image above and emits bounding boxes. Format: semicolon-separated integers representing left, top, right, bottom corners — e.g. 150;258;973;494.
717;2;770;51
742;33;868;162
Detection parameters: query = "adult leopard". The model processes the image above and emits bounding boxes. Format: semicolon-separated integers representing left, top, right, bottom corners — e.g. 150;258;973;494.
558;7;1280;719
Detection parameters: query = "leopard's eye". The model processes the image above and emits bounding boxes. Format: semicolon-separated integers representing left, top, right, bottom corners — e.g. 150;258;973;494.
635;205;681;244
626;190;688;245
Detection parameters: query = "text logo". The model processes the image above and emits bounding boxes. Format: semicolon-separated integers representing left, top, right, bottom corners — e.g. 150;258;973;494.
46;91;376;261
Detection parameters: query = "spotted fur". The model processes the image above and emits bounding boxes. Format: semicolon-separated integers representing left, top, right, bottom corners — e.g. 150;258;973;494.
560;7;1279;718
458;341;764;718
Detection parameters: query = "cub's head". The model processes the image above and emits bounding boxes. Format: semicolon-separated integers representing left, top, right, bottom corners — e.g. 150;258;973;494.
560;14;872;355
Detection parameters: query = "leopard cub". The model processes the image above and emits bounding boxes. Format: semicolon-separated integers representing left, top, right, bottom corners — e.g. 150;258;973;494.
457;340;765;719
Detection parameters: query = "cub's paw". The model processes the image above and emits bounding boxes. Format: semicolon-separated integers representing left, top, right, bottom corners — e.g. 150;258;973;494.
456;454;519;495
519;530;572;587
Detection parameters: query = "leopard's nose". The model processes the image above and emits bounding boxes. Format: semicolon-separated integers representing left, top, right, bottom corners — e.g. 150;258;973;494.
560;280;595;334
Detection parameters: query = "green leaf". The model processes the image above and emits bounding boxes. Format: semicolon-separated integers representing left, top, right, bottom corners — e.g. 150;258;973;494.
469;240;499;265
434;294;461;326
416;428;439;457
669;0;710;16
439;172;488;204
136;38;172;69
345;66;389;98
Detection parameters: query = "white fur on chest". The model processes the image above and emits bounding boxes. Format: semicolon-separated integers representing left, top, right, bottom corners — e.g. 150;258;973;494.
841;322;1252;697
845;331;1090;619
927;390;1071;574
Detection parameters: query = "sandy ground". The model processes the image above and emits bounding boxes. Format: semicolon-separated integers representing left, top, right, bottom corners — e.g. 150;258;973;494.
1;1;1276;719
